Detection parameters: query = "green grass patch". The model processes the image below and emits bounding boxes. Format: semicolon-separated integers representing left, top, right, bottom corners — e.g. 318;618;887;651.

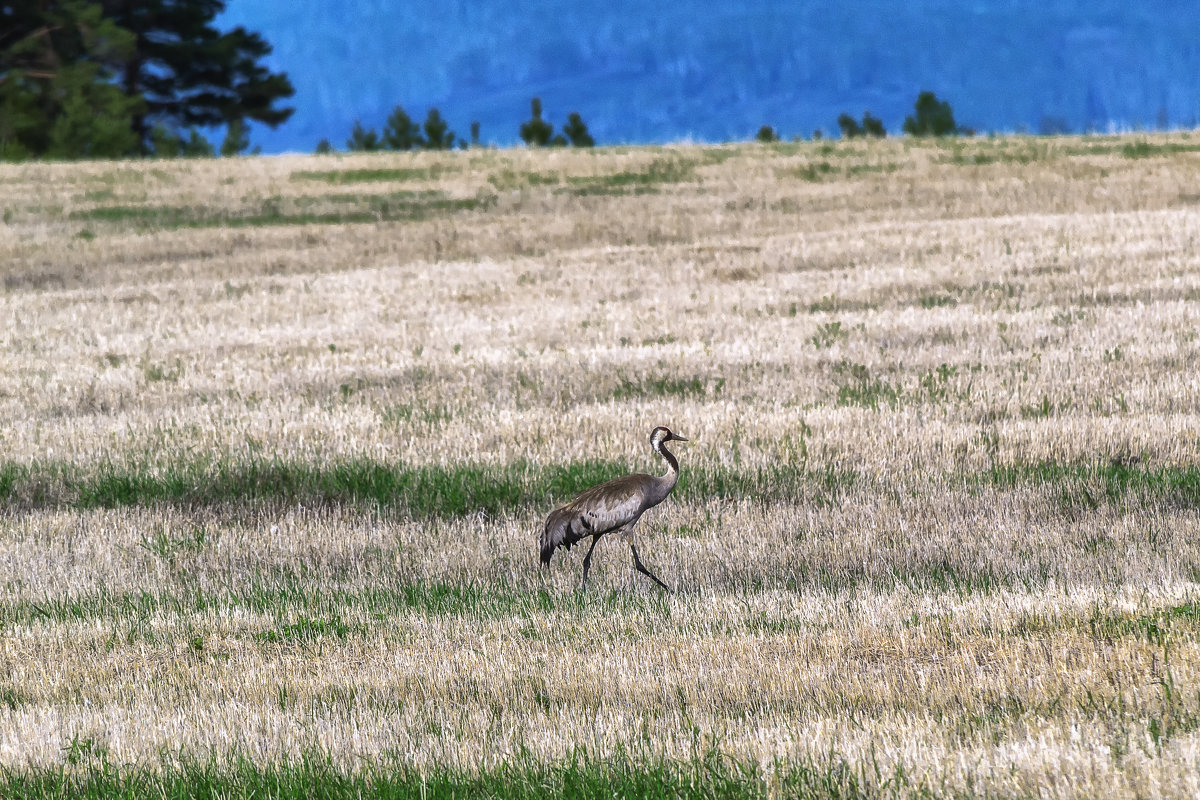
488;169;562;191
1;580;676;629
609;374;722;401
1118;140;1200;159
832;361;902;409
0;751;884;800
779;161;836;182
0;456;853;517
809;321;848;349
563;157;696;196
69;193;491;231
257;615;352;643
3;453;1199;524
985;460;1200;514
290;166;451;183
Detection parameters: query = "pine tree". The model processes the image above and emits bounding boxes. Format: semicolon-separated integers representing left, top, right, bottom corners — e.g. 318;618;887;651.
562;112;594;147
861;112;886;138
421;108;454;150
903;91;958;137
0;1;292;158
98;0;294;153
755;125;779;143
346;120;381;152
382;105;422;150
0;1;141;158
519;98;554;147
837;113;863;139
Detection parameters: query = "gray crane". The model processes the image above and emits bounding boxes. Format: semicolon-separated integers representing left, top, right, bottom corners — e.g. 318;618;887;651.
540;426;688;591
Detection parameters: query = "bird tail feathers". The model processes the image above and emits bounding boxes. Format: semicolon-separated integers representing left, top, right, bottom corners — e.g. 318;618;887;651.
540;506;584;566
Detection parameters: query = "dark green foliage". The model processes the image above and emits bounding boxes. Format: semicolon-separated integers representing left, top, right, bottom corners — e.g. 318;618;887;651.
903;91;959;137
861;112;885;138
562;112;594;146
100;0;294;153
469;120;481;146
519;97;555;147
44;68;144;159
421;108;454;150
516;100;592;148
220;119;251;156
0;0;292;158
837;113;863;139
314;138;334;154
838;111;885;139
345;120;382;152
148;124;214;158
381;105;423;150
0;2;141;159
755;125;779;143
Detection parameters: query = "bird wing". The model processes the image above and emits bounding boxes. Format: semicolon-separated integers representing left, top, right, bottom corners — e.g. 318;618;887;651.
540;475;650;565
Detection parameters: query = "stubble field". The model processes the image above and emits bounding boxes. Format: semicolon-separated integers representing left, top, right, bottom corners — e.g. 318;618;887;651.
3;133;1200;797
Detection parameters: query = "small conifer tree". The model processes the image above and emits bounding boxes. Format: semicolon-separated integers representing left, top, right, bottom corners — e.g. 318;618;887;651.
470;121;481;146
382;105;423;150
421;108;455;150
519;98;554;147
861;111;885;138
903;91;958;137
346;120;381;151
562;112;594;147
837;113;863;139
756;125;779;143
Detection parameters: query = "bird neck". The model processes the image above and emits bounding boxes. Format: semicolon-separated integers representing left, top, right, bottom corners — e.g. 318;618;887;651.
653;439;680;486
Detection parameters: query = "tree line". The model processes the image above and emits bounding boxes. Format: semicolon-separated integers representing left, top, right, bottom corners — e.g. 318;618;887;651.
334;98;595;153
756;91;968;143
0;0;295;159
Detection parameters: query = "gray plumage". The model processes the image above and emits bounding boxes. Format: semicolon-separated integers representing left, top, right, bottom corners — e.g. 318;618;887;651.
540;426;687;591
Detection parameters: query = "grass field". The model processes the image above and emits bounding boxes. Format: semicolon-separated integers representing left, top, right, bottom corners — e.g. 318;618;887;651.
3;133;1200;798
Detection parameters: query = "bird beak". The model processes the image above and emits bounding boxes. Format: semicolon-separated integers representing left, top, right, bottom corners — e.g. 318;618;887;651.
670;433;688;442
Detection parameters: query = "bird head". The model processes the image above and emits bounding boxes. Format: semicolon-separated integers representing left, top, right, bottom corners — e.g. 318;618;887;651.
651;426;688;446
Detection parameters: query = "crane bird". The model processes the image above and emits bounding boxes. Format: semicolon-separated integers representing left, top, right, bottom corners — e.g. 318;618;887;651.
540;426;687;591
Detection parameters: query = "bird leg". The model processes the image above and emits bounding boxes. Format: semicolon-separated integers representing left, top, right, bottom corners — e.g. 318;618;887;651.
630;542;672;592
579;534;602;589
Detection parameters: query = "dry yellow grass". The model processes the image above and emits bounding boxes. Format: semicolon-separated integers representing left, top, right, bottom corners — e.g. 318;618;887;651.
3;133;1200;797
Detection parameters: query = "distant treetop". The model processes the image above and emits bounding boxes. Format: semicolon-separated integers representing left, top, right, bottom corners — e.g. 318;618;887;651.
903;91;960;137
